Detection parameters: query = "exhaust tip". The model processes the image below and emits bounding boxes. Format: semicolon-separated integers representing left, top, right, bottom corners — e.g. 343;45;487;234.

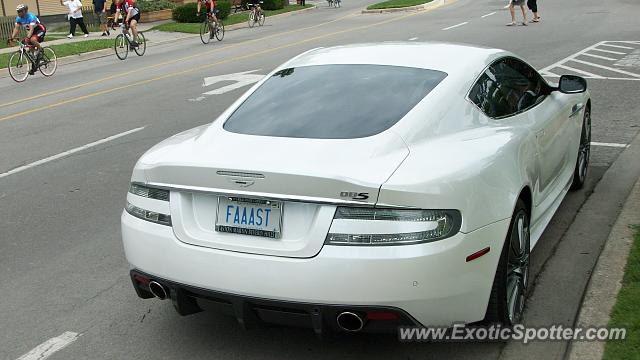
336;311;364;332
149;281;168;300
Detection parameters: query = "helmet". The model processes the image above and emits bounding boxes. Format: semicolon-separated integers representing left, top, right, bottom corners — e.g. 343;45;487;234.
16;4;28;12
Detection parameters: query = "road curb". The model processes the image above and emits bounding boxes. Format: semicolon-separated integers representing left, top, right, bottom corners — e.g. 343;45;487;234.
567;174;640;358
362;0;444;14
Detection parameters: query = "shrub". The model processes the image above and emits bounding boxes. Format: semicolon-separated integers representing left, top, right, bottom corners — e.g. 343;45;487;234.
172;1;231;22
137;0;176;13
261;0;284;10
217;1;232;19
173;2;199;22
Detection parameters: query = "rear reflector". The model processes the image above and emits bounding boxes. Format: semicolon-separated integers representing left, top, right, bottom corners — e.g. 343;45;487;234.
133;274;150;285
466;247;491;262
366;311;399;321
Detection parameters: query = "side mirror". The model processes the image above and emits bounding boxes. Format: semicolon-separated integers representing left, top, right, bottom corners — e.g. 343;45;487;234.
558;75;587;94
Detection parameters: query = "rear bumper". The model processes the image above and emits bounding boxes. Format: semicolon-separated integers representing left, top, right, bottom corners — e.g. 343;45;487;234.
122;211;511;330
131;269;419;334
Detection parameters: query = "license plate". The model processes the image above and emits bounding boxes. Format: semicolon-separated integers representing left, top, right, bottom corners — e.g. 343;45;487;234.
215;197;283;238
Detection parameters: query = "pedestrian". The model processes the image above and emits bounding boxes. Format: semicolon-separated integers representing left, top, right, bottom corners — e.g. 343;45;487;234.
527;0;540;22
93;0;109;36
506;0;528;26
61;0;89;38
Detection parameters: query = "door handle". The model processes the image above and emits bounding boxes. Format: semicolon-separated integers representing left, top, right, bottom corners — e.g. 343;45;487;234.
570;103;584;117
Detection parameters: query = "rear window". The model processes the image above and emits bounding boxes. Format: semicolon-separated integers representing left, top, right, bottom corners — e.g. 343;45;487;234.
223;64;447;139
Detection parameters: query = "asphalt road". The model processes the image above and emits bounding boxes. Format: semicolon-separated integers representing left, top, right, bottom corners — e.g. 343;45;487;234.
1;0;639;359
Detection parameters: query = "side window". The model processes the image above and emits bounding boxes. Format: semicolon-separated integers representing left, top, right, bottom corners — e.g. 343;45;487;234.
469;58;546;118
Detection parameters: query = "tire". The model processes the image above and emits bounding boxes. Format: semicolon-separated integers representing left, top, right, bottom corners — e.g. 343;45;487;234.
484;199;530;325
570;105;591;190
248;11;255;28
8;51;30;83
215;21;225;41
38;47;57;77
200;21;211;44
258;12;265;26
134;32;146;56
115;34;128;60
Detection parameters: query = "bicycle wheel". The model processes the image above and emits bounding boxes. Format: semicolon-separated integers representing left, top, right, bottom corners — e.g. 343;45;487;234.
38;47;57;77
134;32;146;56
258;11;265;26
215;21;225;41
200;20;211;44
115;34;128;60
248;11;255;28
8;51;30;83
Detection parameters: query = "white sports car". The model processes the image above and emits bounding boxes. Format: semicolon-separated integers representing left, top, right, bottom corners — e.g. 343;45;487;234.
122;43;591;333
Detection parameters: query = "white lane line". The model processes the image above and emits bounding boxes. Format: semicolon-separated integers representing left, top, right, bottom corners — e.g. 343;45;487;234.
599;43;634;50
556;64;604;78
408;37;418;41
0;127;145;179
581;52;617;61
442;22;469;30
16;332;81;360
591;142;629;148
590;48;626;55
481;12;496;18
569;58;640;78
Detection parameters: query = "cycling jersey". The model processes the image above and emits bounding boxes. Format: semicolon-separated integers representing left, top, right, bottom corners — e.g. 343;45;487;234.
116;0;139;16
199;0;217;11
15;12;46;41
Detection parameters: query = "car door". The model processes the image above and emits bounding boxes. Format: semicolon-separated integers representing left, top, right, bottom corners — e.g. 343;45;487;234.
503;59;572;208
468;57;566;220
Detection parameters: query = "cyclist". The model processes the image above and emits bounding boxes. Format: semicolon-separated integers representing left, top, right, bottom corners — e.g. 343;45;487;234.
114;0;140;47
10;4;46;59
249;1;263;22
197;0;218;25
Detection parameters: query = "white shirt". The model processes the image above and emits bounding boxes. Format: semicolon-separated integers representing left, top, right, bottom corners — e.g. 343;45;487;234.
63;0;83;19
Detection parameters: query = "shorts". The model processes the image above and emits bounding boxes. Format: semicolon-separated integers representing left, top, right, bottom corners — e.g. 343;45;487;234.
32;25;46;42
127;13;141;24
96;11;107;24
511;0;525;5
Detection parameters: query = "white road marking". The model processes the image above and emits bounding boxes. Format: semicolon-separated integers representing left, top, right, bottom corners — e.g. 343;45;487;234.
570;58;640;78
16;332;80;360
481;12;496;18
540;41;640;81
581;52;617;61
442;22;468;30
0;127;145;179
408;37;418;41
556;64;604;78
190;70;264;102
591;142;629;148
599;43;634;50
590;48;626;55
615;49;640;67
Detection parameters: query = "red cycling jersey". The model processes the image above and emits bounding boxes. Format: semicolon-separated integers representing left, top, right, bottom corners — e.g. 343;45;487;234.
199;0;217;10
116;0;139;14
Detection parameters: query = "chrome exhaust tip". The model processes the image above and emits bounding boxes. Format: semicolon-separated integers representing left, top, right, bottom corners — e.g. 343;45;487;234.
149;280;168;300
336;311;364;332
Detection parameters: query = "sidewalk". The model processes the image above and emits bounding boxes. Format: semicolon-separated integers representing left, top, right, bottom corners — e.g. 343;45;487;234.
568;176;640;360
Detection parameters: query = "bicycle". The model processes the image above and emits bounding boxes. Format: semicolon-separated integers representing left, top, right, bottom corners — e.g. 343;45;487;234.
7;38;57;83
114;23;146;60
200;10;225;44
247;1;265;28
